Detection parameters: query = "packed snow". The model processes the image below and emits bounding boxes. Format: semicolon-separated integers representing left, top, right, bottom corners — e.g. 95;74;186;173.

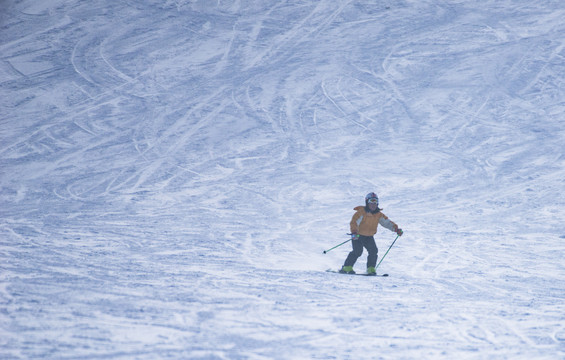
1;0;564;358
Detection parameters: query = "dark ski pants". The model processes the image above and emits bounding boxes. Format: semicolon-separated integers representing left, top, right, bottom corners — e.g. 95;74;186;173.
343;235;378;268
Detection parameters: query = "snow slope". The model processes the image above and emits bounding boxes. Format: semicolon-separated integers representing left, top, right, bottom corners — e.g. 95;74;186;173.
1;0;564;358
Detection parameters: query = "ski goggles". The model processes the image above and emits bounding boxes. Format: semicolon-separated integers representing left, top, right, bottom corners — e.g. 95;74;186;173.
367;198;378;203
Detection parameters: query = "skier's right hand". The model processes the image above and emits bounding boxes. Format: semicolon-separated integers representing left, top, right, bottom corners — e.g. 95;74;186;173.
350;232;360;241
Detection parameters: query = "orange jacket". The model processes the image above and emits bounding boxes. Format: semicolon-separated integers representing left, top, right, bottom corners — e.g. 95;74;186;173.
350;206;397;236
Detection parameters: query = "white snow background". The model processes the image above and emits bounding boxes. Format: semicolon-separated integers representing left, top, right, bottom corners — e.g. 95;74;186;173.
1;0;564;359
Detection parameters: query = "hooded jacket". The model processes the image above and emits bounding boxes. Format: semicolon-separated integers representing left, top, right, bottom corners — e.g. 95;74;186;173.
350;206;397;236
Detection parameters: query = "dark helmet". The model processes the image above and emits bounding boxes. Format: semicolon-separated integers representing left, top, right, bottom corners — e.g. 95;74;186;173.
365;192;379;205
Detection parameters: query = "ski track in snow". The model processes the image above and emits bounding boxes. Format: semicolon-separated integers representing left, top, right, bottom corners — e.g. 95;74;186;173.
1;0;565;358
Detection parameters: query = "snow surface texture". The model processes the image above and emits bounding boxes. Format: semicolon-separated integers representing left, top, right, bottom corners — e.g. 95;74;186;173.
1;0;564;358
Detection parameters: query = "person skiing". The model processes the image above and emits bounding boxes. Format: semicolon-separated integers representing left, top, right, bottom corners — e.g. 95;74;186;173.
340;192;403;275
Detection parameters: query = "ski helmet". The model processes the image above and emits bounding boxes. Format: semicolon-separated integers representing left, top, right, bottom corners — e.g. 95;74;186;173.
365;192;379;205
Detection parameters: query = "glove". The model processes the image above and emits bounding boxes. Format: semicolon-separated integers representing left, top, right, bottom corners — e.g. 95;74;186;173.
350;232;360;241
393;225;403;236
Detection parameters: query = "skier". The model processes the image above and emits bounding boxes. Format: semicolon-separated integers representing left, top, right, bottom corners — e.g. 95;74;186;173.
340;192;403;275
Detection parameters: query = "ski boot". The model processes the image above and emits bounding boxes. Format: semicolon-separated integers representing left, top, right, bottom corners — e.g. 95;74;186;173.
339;266;355;274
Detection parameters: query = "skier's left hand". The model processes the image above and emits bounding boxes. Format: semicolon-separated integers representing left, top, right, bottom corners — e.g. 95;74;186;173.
394;225;403;236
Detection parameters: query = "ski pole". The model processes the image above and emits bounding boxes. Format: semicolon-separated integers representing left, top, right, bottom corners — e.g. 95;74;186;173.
323;238;351;254
375;234;400;270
